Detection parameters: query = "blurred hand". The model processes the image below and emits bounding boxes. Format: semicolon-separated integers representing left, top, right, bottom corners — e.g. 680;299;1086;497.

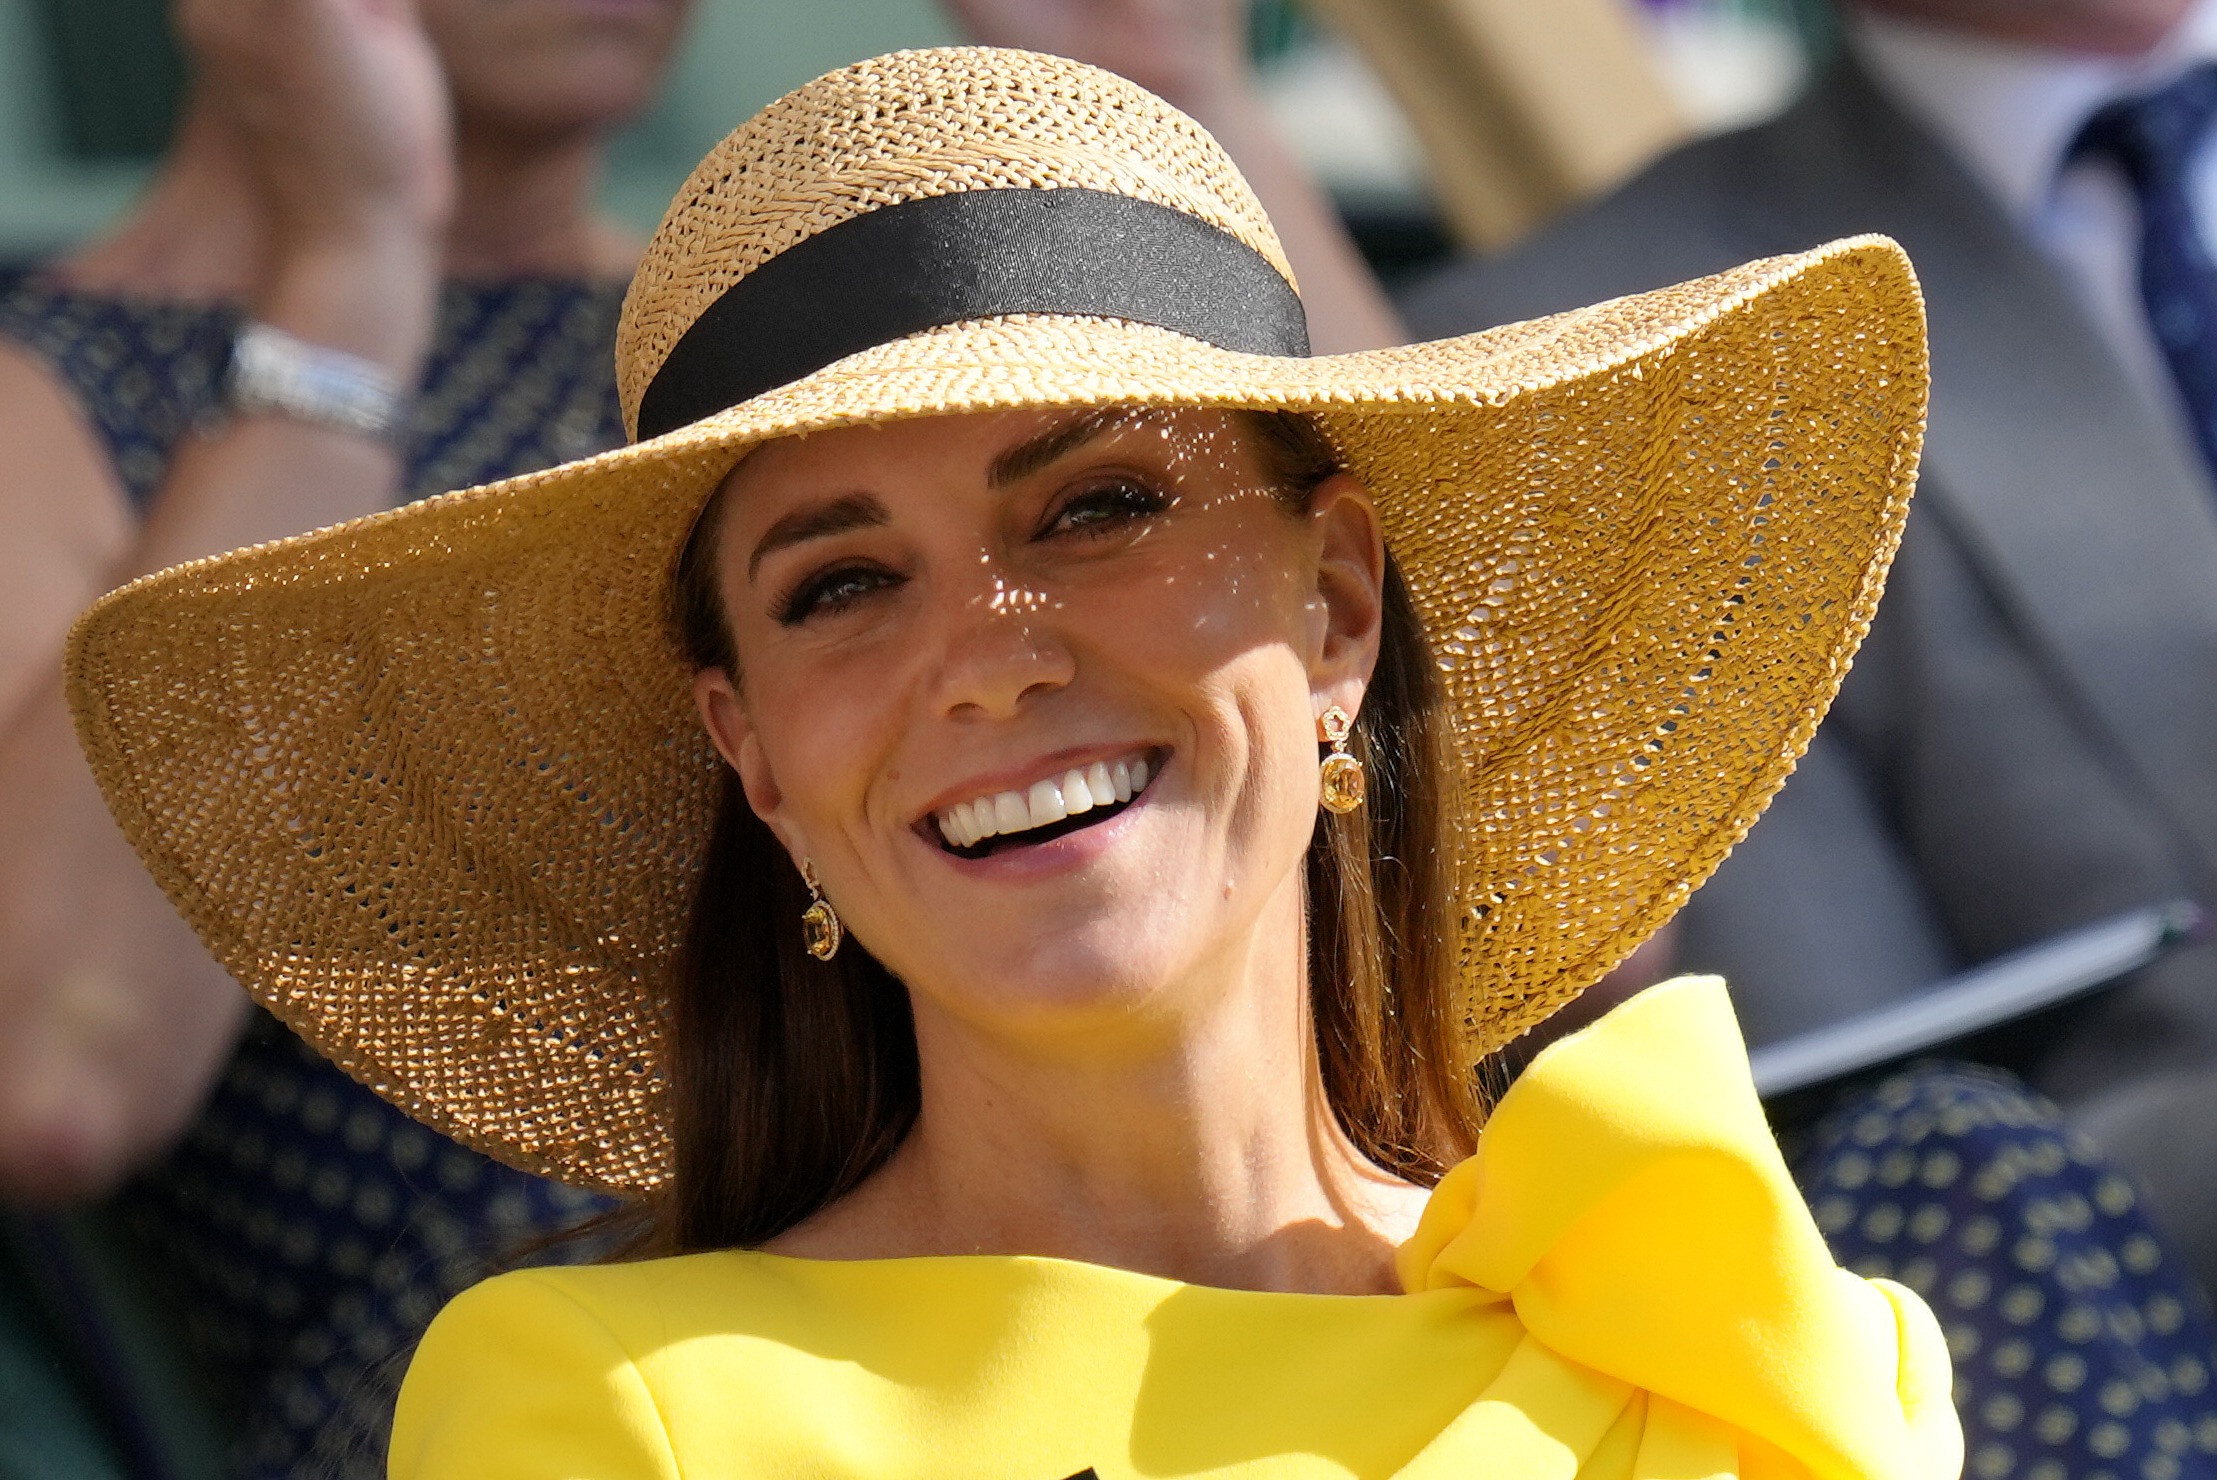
175;0;454;256
942;0;1249;109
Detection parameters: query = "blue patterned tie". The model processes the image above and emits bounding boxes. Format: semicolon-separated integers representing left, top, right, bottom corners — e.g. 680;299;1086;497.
2076;63;2217;478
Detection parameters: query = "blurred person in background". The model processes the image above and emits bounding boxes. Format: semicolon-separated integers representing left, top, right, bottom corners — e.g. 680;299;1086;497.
0;4;689;1473
0;1;1392;1474
1405;1;2217;1476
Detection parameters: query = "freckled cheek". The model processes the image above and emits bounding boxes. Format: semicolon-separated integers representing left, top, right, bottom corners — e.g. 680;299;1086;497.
747;657;905;833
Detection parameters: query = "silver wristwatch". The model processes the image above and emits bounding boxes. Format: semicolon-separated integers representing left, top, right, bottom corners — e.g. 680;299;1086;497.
230;321;408;441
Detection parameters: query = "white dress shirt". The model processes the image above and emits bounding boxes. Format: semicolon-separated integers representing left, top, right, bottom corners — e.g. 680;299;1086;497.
1852;2;2217;431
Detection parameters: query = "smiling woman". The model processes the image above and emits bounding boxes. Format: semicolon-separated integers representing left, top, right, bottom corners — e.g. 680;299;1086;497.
64;45;1953;1480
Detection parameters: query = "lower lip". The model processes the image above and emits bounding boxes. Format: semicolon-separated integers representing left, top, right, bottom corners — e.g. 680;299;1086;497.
932;779;1156;881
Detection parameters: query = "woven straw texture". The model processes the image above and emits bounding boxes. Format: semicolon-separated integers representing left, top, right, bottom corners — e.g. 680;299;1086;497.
616;47;1296;438
67;48;1927;1196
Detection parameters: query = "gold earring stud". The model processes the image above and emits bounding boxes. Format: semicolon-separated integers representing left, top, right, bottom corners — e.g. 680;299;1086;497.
1318;705;1366;815
799;858;842;961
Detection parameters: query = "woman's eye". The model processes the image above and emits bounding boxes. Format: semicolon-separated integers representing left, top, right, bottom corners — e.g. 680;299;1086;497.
775;563;900;625
1044;479;1169;538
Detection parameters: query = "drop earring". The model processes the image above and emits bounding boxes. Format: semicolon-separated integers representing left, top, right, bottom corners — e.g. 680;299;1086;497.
1317;705;1366;814
799;858;843;961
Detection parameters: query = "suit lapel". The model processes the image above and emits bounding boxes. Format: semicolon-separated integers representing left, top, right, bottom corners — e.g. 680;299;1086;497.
1721;62;2217;871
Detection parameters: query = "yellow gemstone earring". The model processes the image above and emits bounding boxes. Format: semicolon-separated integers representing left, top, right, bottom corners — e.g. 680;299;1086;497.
799;859;843;961
1318;705;1366;815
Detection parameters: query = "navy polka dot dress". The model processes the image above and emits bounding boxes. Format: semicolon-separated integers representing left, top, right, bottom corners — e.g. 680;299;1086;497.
1799;1063;2217;1480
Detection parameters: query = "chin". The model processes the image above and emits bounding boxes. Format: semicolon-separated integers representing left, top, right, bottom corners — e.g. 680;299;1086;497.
445;19;680;132
898;921;1199;1039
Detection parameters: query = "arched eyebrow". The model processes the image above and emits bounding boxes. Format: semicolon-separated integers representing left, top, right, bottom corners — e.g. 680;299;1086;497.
987;407;1134;489
746;492;888;581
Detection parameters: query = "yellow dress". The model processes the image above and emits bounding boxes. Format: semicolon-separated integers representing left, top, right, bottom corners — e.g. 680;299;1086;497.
388;978;1963;1480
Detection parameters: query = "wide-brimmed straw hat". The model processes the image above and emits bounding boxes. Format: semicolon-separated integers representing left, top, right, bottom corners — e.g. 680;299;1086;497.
66;47;1925;1196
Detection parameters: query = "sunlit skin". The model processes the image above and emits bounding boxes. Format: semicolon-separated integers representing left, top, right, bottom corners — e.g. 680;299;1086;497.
1853;0;2194;54
690;408;1433;1291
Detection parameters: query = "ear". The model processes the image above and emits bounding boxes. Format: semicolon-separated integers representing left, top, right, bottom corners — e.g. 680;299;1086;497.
691;667;797;852
1305;473;1386;723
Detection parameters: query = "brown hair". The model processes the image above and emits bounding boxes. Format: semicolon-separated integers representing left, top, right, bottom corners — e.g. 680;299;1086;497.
655;410;1476;1253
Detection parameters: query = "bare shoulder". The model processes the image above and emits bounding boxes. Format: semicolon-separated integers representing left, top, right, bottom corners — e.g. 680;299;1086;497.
1361;1170;1435;1250
0;341;133;720
756;1157;927;1261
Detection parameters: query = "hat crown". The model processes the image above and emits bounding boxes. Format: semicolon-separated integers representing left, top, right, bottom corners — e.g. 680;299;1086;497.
613;46;1296;438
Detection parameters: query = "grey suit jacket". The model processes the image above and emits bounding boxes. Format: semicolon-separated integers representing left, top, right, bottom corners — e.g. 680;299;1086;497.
1402;60;2217;1109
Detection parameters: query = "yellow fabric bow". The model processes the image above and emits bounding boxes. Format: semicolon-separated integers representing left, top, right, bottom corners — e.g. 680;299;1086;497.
1396;978;1961;1480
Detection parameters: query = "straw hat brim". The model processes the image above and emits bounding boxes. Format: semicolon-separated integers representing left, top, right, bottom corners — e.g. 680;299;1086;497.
67;236;1925;1195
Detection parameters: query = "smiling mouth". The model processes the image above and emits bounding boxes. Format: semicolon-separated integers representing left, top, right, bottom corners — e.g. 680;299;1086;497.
933;752;1159;859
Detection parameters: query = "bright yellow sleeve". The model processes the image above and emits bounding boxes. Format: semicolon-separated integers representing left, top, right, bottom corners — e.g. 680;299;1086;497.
388;1267;682;1480
1399;976;1963;1480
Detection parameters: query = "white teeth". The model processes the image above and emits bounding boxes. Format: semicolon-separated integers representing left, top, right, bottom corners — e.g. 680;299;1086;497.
1028;778;1067;826
937;753;1155;850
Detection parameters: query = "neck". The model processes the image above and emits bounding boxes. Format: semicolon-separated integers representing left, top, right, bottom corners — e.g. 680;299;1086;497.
59;98;637;298
444;115;636;280
771;880;1429;1294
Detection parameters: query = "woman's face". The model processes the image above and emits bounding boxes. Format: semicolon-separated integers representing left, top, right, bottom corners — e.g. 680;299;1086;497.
421;0;690;139
694;408;1384;1048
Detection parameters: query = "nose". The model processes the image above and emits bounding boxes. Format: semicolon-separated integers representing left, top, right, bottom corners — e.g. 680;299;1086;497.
927;565;1075;719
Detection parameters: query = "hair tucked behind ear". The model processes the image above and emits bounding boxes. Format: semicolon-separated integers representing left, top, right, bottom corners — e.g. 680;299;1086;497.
648;409;1477;1254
